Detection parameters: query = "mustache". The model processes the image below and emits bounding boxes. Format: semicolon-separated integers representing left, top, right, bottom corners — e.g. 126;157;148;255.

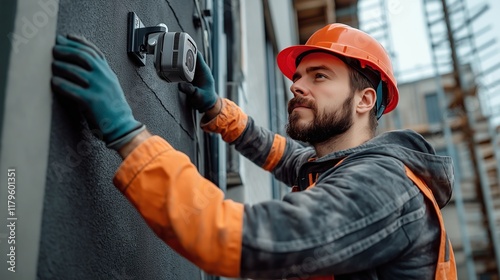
288;97;317;114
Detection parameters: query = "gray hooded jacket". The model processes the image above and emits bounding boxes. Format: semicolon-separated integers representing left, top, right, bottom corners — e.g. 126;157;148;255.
228;115;454;280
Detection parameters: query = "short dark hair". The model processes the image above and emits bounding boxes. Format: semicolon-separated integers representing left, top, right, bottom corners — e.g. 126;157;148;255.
347;67;378;133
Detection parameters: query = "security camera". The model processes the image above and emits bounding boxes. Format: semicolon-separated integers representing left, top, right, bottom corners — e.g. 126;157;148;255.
154;32;197;82
126;13;198;82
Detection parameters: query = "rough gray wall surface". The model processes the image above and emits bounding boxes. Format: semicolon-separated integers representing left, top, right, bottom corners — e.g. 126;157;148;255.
38;1;205;279
0;0;17;142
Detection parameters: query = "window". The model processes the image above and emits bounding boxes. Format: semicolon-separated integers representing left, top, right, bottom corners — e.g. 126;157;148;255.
425;92;442;124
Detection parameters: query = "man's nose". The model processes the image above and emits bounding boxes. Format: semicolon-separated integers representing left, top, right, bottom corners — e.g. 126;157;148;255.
290;80;309;97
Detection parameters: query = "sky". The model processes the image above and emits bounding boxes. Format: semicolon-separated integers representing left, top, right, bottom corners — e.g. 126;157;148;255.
358;0;500;119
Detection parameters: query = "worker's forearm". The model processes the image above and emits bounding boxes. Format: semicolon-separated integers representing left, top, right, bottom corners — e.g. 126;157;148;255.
118;129;153;159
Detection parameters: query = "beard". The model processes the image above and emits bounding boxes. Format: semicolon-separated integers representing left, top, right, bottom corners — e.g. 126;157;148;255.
286;94;354;145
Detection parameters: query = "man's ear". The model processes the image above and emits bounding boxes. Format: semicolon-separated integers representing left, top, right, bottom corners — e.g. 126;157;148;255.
356;87;376;114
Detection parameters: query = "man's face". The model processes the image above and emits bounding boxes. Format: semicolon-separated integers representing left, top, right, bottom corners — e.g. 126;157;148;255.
286;52;354;144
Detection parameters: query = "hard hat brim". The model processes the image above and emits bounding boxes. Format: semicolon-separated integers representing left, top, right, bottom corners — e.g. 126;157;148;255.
277;45;329;81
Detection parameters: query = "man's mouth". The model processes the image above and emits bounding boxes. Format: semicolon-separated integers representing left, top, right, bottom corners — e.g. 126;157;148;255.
288;98;315;114
291;105;310;111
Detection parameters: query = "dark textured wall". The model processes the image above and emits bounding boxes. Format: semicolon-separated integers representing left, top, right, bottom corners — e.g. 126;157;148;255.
0;0;17;143
38;1;205;279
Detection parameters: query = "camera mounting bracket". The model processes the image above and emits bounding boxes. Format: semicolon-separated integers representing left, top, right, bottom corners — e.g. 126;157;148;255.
127;12;167;66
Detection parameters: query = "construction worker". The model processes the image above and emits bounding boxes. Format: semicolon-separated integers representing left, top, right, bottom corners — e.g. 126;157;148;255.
51;24;457;279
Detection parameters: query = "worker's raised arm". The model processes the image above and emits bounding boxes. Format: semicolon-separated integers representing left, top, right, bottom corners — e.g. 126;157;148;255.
177;52;316;187
201;97;316;186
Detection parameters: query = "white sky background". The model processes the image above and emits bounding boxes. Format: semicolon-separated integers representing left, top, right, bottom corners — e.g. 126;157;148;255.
358;0;500;119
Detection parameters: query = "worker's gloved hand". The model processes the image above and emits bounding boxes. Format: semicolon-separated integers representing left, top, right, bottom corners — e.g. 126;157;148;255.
51;34;144;150
178;51;218;113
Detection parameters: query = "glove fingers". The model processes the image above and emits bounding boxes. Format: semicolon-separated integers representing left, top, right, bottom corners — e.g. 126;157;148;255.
178;82;197;95
56;35;103;61
52;60;90;89
53;45;95;71
194;51;212;82
51;76;89;102
51;76;106;142
66;34;106;59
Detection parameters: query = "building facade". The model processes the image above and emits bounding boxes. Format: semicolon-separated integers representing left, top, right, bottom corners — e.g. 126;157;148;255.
0;0;361;279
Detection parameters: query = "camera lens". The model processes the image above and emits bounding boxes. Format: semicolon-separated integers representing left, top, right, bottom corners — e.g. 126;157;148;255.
186;49;195;71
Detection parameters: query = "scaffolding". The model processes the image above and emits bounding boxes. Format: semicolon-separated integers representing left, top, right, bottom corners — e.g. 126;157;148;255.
422;0;500;278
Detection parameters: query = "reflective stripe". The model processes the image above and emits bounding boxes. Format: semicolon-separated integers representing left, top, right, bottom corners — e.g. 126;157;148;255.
262;134;287;171
308;173;314;185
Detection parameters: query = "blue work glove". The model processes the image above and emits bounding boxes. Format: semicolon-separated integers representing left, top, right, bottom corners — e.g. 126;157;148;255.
178;51;218;113
51;34;145;150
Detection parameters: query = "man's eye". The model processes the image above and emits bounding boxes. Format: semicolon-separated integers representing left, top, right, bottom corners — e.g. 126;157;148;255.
315;73;327;79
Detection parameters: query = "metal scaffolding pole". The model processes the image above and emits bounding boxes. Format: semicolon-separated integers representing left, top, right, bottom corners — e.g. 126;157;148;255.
422;0;476;278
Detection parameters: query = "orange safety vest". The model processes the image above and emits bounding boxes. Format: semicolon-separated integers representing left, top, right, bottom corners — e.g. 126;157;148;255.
404;166;457;280
292;161;457;280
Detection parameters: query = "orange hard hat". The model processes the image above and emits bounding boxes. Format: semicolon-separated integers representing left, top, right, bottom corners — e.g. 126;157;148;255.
277;23;399;115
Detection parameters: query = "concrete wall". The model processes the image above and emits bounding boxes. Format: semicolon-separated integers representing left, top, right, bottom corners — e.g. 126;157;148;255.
39;0;206;278
1;0;210;279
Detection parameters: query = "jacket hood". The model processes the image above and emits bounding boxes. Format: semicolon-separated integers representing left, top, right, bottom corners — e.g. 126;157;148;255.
320;129;454;208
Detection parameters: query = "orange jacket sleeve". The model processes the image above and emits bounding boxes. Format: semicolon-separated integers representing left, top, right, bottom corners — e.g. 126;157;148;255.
201;98;289;172
201;98;248;143
113;136;244;277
